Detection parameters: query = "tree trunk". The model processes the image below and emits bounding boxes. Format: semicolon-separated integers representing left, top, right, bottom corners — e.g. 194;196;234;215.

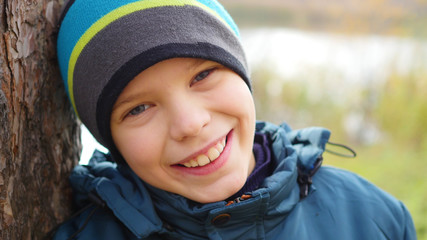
0;0;80;239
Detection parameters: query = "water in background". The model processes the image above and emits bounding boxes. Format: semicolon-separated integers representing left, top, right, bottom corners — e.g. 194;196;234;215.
241;27;427;95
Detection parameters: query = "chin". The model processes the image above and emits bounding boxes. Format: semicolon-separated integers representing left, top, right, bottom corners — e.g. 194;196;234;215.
191;179;247;204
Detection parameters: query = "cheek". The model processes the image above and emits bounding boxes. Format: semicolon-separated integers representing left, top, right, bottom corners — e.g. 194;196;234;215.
113;126;162;167
216;79;255;121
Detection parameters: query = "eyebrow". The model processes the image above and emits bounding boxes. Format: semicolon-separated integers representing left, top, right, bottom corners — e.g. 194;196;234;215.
187;58;207;72
112;94;139;112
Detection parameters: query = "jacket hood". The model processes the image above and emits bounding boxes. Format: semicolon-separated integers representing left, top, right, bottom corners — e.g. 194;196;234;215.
69;121;330;238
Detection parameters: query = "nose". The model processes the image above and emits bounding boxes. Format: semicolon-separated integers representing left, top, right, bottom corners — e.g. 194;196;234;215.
168;96;211;141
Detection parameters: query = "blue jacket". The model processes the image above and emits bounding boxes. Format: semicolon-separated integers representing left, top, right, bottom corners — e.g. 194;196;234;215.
53;122;416;239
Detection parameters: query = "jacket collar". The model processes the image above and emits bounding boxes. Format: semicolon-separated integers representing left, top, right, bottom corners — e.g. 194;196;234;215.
137;122;330;237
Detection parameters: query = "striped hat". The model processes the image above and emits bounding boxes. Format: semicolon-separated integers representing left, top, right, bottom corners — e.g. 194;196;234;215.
57;0;249;151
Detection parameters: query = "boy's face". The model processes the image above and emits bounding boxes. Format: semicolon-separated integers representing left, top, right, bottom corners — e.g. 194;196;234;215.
110;58;256;203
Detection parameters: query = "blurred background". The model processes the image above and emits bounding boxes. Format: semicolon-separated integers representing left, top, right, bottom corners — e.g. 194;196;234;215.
80;0;427;238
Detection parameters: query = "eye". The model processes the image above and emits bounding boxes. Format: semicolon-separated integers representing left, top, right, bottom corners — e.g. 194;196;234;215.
191;68;215;85
127;104;152;117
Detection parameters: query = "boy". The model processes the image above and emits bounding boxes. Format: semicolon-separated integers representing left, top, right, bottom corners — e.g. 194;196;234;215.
53;0;416;239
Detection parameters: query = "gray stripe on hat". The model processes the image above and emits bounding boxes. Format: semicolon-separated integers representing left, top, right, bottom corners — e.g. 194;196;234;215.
73;5;247;145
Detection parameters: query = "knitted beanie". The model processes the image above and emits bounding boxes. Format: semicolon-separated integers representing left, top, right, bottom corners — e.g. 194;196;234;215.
57;0;250;152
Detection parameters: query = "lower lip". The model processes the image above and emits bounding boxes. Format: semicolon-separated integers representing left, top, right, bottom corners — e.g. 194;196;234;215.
172;130;233;176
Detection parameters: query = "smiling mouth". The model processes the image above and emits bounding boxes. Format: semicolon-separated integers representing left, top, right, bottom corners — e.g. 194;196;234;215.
179;137;226;168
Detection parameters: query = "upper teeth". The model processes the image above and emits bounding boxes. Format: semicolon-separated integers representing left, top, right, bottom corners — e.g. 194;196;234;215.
182;138;226;168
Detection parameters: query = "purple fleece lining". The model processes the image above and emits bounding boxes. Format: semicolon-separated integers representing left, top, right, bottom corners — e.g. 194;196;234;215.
227;133;274;200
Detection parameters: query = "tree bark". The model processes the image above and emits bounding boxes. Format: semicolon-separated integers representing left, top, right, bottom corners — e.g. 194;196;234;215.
0;0;80;239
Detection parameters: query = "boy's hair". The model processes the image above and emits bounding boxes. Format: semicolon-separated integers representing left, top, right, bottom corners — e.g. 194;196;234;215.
57;0;250;155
